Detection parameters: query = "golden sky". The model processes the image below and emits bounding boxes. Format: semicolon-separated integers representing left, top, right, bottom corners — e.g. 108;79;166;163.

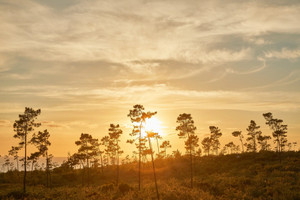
0;0;300;157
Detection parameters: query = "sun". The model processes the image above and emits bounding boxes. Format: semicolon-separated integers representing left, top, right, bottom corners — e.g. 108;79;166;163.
141;117;163;137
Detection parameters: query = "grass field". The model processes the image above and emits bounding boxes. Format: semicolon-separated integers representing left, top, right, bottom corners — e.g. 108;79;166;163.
0;151;299;200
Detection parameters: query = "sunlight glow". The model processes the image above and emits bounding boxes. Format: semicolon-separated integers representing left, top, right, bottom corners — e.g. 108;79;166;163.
141;117;163;137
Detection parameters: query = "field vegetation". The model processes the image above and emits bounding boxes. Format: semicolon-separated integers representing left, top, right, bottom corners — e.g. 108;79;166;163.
0;151;299;200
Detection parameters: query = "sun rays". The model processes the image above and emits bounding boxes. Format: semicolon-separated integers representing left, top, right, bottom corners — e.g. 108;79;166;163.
141;117;163;138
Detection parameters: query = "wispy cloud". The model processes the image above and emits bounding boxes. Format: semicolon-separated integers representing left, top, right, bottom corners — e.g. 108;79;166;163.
243;70;300;91
0;120;11;127
264;48;300;60
1;0;299;65
226;59;266;75
1;84;299;113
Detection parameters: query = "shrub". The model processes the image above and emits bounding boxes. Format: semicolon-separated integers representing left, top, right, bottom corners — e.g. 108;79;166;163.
118;183;132;194
101;183;114;193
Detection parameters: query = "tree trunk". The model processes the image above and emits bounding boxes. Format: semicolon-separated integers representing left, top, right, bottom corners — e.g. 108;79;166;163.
116;141;119;186
254;137;256;152
188;133;193;188
23;128;27;194
100;151;104;174
278;135;281;152
49;170;52;188
239;136;244;153
276;135;279;152
138;124;142;191
16;156;20;181
80;160;84;186
117;155;119;186
16;156;19;171
148;137;159;200
156;138;160;154
87;158;90;186
165;147;167;157
46;152;49;188
82;168;85;186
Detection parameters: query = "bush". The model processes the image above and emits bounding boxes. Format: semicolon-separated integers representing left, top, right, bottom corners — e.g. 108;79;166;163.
118;183;132;194
101;183;114;193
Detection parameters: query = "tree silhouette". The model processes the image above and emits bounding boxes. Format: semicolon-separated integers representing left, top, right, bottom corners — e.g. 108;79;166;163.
95;140;104;173
287;142;292;151
141;138;151;162
122;155;131;165
46;153;56;186
13;107;41;193
209;126;222;155
75;133;98;186
176;113;197;188
195;148;202;157
293;142;297;151
30;129;51;187
185;134;199;156
2;155;12;172
154;133;162;155
201;137;211;155
101;136;112;165
127;104;156;190
108;124;123;186
246;120;261;152
232;131;244;153
224;142;235;154
28;152;40;171
172;149;182;158
65;153;80;169
146;132;160;200
257;134;271;151
263;112;288;152
8;146;21;171
102;134;123;167
160;140;171;157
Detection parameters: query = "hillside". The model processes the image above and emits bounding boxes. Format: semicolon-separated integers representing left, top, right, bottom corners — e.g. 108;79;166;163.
0;151;299;200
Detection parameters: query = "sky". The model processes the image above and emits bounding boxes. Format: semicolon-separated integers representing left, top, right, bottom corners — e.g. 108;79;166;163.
0;0;299;158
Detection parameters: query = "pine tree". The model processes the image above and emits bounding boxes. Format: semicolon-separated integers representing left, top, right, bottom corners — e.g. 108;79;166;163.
30;129;51;187
28;152;40;172
108;124;123;185
185;135;199;156
8;146;21;171
176;113;197;188
160;140;171;157
224;142;235;154
209;126;222;155
75;133;98;186
2;155;12;172
195;148;202;157
201;137;211;155
263;112;288;152
146;132;160;200
232;131;244;153
127;104;156;190
13;107;41;193
154;133;162;155
257;133;271;151
246;120;261;152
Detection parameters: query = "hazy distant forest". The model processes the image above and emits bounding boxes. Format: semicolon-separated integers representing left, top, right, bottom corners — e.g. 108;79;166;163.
0;105;299;200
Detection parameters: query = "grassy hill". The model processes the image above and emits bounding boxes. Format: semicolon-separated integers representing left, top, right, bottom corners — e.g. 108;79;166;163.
0;151;299;200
